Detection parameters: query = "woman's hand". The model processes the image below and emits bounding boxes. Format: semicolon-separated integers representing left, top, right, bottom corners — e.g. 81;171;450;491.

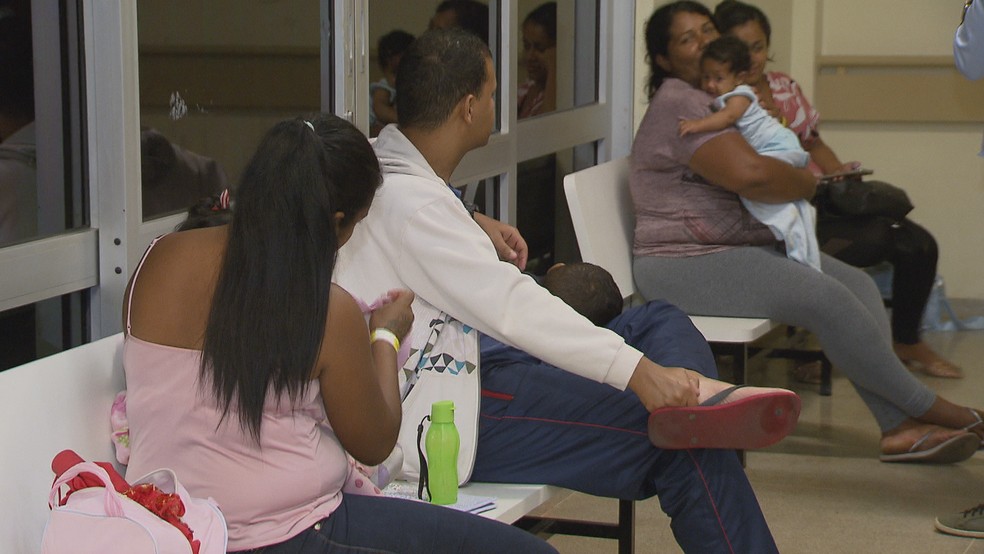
753;83;780;119
627;358;700;412
368;289;415;341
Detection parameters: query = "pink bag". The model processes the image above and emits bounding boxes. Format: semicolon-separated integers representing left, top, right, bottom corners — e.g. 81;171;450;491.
41;461;227;554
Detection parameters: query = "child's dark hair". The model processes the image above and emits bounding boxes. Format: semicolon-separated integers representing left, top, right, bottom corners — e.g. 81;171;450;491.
543;263;623;327
175;190;233;231
702;36;751;74
377;30;415;69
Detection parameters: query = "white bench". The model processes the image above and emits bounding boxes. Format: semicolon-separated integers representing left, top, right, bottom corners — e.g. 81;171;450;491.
564;157;831;395
0;334;635;552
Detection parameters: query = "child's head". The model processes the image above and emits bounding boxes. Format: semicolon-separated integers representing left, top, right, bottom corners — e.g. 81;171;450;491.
377;30;415;76
699;36;751;97
543;262;623;327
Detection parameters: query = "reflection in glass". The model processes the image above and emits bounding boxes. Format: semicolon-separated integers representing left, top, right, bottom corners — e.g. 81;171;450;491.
0;291;87;372
369;0;498;134
518;0;598;118
0;12;37;247
0;5;85;247
518;2;556;118
136;1;323;220
517;143;597;275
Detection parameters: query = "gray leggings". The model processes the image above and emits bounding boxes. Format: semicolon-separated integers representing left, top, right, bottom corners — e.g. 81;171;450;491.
634;246;936;432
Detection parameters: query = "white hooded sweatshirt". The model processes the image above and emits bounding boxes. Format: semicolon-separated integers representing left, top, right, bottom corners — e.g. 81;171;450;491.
335;125;642;481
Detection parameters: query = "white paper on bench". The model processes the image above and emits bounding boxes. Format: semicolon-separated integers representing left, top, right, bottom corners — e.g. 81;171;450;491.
383;480;496;515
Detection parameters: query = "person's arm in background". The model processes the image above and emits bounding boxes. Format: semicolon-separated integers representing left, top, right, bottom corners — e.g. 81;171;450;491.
690;131;817;203
955;0;984;80
803;137;859;175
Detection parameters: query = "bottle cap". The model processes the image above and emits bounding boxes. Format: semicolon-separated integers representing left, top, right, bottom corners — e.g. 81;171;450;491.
431;400;455;423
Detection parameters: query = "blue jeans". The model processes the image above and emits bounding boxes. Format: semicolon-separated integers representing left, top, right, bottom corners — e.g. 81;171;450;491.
232;494;556;553
472;300;779;554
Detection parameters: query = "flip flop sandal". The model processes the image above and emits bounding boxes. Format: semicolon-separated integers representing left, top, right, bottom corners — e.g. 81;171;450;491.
647;385;801;450
879;431;980;464
963;409;984;449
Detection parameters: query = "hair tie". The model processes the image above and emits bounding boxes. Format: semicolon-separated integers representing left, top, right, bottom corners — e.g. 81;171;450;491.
303;120;315;132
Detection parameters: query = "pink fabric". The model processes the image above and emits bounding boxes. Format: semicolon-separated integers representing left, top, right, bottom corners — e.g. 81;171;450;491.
123;336;346;552
766;71;823;174
630;78;774;257
517;80;545;119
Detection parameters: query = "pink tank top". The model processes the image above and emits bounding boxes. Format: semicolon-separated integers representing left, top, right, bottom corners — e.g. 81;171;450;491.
123;236;347;551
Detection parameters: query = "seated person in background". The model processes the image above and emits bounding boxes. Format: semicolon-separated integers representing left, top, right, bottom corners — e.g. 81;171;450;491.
123;113;555;553
679;35;819;271
715;0;960;378
429;0;489;44
369;30;414;138
541;262;623;327
337;28;801;553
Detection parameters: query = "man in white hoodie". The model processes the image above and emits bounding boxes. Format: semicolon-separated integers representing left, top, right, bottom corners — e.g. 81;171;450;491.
336;28;788;553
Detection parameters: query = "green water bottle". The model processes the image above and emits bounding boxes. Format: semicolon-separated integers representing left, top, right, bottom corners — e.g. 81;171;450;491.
425;400;459;505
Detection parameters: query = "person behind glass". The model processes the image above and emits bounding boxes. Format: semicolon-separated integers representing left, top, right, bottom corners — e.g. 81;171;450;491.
955;0;984;80
121;114;556;553
518;2;557;118
679;35;820;271
0;10;38;247
714;0;960;379
429;0;489;44
632;1;984;464
369;29;414;138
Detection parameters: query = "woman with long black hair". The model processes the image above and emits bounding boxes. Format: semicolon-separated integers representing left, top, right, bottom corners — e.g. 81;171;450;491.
121;114;556;553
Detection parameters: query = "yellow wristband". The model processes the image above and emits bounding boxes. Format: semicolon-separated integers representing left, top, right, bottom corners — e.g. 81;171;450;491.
370;328;400;353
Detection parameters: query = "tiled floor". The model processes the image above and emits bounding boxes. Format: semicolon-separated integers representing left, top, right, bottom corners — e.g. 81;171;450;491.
540;327;984;553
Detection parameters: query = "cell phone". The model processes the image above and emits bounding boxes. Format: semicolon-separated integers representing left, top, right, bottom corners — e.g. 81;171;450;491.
818;168;873;184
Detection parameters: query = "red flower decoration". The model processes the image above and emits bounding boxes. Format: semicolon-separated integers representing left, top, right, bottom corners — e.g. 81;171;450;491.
125;484;201;554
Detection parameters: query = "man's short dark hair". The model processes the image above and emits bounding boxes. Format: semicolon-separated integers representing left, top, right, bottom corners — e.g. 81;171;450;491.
543;263;623;327
396;28;491;130
702;36;751;74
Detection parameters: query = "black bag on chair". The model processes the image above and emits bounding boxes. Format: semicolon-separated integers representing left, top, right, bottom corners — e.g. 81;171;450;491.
813;179;914;221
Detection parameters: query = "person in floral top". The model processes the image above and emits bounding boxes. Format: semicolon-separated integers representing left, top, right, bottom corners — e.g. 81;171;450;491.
715;0;962;380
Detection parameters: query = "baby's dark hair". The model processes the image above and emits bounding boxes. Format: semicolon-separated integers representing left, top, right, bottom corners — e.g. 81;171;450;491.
543;262;623;327
377;30;415;69
702;36;751;75
175;190;233;231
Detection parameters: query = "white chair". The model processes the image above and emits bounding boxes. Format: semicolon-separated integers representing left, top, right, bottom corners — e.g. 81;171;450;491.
563;157;831;394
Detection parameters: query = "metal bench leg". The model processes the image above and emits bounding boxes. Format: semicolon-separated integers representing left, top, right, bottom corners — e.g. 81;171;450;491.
618;499;635;554
819;354;832;396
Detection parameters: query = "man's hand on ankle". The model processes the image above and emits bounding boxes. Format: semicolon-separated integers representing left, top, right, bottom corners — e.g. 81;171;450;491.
627;358;699;412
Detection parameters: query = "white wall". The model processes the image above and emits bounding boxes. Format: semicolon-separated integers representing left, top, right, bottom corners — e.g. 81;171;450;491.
632;0;984;298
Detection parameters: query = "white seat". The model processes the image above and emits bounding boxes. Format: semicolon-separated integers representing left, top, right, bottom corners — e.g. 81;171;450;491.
0;334;633;551
562;157;779;347
563;157;834;397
